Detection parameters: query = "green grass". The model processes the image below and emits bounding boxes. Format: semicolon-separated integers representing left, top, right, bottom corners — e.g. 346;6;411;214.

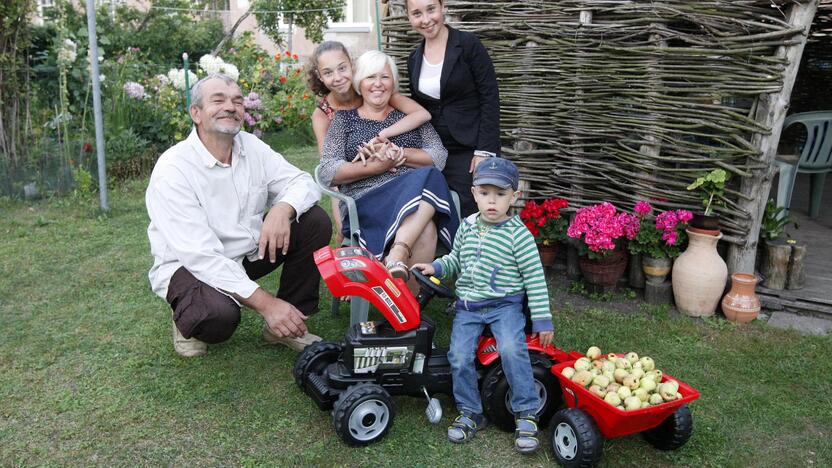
1;144;831;467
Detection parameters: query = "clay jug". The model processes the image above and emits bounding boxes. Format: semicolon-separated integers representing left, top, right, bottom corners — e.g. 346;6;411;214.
672;229;728;317
721;273;761;323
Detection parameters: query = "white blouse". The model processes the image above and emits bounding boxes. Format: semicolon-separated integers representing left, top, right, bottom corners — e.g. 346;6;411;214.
418;55;443;99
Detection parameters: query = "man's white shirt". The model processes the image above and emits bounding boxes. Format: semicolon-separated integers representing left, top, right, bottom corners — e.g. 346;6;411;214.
146;129;321;300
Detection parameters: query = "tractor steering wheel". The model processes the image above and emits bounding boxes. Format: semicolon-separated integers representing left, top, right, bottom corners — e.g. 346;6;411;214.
411;268;454;299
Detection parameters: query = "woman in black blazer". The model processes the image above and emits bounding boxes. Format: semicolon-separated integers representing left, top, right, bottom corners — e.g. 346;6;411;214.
406;0;501;216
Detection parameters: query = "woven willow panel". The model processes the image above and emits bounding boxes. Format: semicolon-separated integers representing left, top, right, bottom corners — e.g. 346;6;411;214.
382;0;819;244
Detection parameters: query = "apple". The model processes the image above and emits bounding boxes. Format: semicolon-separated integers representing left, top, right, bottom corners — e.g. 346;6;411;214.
572;370;593;387
592;375;610;388
586;346;602;360
562;367;576;379
602;361;616;373
626;352;639;364
639;356;655;371
639;377;657;393
613;368;629;383
574;358;591;372
604;392;621;407
624;396;642;411
623;375;640;390
617;386;632;400
589;385;607;398
633;388;649;402
649;393;664;406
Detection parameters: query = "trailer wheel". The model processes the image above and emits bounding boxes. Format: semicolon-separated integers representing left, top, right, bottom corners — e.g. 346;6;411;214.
550;408;603;468
643;404;693;450
293;341;342;390
332;383;395;446
481;354;561;431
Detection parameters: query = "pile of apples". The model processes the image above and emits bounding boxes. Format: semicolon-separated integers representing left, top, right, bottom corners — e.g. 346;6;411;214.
561;346;683;411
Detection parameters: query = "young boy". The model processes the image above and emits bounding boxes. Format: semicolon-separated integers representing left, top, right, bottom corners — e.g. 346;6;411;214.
413;158;553;454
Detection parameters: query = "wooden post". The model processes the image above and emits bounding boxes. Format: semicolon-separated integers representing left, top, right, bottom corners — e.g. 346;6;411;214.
727;1;819;274
565;10;594;282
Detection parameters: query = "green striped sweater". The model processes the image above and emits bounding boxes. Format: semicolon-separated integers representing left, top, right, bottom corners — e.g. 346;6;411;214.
432;214;553;332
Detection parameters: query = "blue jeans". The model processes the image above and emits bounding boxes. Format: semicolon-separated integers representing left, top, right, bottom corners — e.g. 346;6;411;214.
448;301;539;418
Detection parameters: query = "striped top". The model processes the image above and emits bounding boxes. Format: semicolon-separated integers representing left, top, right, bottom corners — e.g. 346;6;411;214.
432;214;553;332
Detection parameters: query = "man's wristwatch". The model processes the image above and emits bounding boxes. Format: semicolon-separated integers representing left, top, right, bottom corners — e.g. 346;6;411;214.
473;150;497;158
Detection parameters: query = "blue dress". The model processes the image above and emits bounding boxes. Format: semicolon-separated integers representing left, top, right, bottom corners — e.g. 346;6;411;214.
318;109;459;258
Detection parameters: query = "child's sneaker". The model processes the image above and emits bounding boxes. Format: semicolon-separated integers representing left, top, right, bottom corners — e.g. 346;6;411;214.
447;413;486;443
514;416;540;454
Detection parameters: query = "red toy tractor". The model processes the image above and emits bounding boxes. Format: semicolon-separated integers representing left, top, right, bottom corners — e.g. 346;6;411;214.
294;246;577;445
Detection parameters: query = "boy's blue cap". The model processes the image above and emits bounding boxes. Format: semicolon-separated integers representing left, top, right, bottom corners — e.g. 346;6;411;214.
473;158;519;191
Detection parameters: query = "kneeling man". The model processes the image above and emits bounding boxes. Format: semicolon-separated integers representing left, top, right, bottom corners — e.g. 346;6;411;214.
146;73;331;357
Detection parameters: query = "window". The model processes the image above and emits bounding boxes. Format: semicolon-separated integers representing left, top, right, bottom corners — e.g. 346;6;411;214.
329;0;372;32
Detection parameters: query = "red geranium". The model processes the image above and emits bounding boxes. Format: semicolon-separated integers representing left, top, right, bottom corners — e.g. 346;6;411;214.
520;198;569;245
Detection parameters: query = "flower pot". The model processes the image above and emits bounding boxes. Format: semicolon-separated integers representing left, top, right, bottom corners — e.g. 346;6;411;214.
537;242;558;267
721;273;761;324
578;249;628;288
672;229;727;317
642;255;672;285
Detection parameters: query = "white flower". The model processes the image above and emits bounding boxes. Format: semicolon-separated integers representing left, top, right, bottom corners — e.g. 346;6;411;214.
199;54;224;74
99;74;106;83
220;63;239;81
57;39;77;66
167;68;198;90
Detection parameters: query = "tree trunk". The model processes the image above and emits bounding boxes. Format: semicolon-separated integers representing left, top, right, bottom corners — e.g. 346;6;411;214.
212;8;252;56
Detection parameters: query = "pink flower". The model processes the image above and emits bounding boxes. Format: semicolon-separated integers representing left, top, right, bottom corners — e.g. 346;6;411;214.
677;209;693;223
634;201;652;217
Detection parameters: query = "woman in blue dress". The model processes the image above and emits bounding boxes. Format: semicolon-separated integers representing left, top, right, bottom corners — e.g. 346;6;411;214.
318;50;458;288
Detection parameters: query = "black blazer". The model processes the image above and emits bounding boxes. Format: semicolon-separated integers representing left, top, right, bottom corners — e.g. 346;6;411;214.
407;26;501;155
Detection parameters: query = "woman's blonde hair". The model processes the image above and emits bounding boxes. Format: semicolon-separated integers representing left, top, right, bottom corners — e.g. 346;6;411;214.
352;50;399;96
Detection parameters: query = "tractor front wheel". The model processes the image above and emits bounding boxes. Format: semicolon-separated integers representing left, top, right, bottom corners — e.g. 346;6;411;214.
332;383;395;446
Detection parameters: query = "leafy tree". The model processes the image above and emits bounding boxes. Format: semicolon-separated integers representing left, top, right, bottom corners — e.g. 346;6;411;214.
0;0;35;168
254;0;345;48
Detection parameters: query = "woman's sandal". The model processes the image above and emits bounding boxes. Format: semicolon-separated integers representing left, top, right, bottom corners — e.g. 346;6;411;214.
386;260;411;281
385;241;413;281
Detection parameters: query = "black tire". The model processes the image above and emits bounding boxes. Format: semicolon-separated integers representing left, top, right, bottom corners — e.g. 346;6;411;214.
332;383;395;446
643;404;693;450
549;408;603;468
481;354;561;431
292;341;342;390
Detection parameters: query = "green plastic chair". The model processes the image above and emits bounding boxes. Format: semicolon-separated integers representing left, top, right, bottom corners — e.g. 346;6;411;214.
314;164;461;325
775;111;832;218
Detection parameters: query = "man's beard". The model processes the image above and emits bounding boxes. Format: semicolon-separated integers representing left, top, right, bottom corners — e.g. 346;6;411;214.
213;113;242;135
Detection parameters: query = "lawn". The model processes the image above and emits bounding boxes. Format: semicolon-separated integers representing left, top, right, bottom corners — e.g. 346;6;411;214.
1;142;830;467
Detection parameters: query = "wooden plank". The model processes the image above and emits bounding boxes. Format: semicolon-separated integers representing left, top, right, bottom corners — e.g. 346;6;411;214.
758;292;832;316
728;0;820;273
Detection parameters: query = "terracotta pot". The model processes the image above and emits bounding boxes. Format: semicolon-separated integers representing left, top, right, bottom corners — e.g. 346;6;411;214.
721;273;761;323
642;255;672;285
578;249;628;287
672;229;728;317
537;243;558;267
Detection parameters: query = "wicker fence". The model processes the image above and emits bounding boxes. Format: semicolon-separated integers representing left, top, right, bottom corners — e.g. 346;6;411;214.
382;0;822;248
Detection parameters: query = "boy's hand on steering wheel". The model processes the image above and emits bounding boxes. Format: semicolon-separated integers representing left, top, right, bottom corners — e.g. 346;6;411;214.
537;331;554;348
411;263;435;276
